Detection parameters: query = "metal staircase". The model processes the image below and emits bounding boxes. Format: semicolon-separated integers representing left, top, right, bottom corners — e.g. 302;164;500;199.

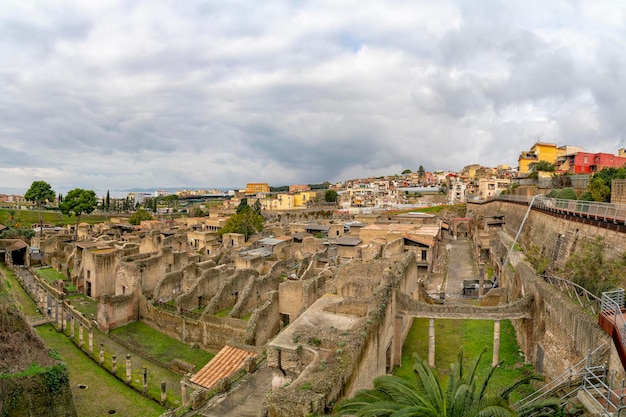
511;345;608;414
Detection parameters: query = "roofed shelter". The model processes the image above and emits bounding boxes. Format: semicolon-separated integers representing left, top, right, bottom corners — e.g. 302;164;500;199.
0;239;28;267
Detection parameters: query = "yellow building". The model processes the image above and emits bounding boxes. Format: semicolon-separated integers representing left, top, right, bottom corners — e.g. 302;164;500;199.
262;194;295;210
245;183;270;194
518;142;558;174
294;191;317;207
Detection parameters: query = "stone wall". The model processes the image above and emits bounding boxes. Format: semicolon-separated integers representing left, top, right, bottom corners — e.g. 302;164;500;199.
469;200;626;270
98;293;137;332
505;262;621;381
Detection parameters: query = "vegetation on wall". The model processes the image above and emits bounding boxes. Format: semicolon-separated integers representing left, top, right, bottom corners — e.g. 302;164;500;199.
561;236;626;296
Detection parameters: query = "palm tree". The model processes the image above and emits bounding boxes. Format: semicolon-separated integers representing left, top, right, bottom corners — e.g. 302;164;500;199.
335;349;562;417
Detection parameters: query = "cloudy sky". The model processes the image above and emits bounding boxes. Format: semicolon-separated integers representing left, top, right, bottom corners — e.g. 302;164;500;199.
2;0;626;195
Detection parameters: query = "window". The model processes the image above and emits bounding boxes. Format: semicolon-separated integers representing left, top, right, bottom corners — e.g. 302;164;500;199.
421;250;427;261
583;155;588;164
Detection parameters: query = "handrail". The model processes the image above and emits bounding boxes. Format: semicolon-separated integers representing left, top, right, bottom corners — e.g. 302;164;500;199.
601;289;626;355
541;275;602;315
496;195;626;225
511;344;608;411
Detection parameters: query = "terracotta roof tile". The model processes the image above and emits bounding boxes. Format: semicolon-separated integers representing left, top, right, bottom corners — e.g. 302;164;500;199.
189;345;255;390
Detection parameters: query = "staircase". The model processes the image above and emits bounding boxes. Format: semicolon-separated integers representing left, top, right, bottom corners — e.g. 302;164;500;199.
511;345;608;414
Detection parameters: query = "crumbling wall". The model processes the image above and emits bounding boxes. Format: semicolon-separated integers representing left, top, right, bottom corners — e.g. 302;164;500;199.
244;291;281;346
97;293;136;332
382;237;404;258
506;262;618;380
202;269;258;315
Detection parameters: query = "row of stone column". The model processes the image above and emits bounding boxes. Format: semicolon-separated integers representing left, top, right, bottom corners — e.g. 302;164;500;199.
20;271;174;407
428;318;501;367
98;345;168;402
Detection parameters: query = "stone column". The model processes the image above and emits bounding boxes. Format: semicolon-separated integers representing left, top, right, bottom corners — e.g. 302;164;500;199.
428;317;435;368
88;329;93;354
142;367;148;394
112;355;117;375
161;381;167;403
99;343;105;365
181;379;188;405
79;323;84;347
126;354;132;384
492;320;501;367
56;302;63;329
70;315;75;338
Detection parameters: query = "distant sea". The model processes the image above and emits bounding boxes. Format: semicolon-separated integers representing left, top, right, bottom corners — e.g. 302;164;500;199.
0;186;238;199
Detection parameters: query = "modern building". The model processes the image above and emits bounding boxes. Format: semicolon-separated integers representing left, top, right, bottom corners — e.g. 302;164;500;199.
518;142;558;174
245;183;270;194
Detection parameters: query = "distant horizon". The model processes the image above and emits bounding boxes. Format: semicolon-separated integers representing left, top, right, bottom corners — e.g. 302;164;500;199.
0;185;241;199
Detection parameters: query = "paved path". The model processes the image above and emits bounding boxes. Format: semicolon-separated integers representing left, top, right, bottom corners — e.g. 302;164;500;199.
195;367;285;417
445;237;478;299
426;236;478;300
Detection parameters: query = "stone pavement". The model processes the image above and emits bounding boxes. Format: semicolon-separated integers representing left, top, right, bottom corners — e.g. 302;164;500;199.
195;367;286;417
426;236;478;300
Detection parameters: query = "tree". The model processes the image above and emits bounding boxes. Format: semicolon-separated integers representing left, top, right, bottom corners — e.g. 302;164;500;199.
24;180;56;236
336;349;558;417
325;189;338;203
218;206;264;241
418;165;425;178
129;209;154;225
105;190;110;212
402;169;412;174
587;167;626;202
59;188;97;241
236;198;249;214
253;199;262;215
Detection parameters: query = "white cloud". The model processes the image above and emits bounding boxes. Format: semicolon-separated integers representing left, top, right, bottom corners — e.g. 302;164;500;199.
1;0;625;193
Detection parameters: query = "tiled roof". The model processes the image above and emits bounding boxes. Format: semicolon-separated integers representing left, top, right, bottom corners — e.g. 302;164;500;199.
189;345;255;390
403;233;435;247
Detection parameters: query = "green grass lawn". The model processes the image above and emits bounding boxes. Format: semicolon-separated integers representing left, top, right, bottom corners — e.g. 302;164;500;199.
110;321;215;370
215;306;233;318
0;208;113;228
38;325;166;417
67;294;99;318
36;266;68;284
1;264;43;318
394;318;535;402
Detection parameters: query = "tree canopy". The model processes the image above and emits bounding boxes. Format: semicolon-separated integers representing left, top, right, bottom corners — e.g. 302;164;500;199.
24;180;56;235
587;167;626;202
219;206;264;241
325;189;338;202
59;188;97;241
402;169;412;174
129;209;154;225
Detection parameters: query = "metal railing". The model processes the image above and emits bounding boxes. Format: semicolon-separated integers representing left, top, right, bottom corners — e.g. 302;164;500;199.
541;275;602;315
582;361;626;415
601;289;626;349
512;345;608;413
496;194;626;225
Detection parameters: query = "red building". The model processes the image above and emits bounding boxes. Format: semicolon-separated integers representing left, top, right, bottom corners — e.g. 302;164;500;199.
564;152;626;174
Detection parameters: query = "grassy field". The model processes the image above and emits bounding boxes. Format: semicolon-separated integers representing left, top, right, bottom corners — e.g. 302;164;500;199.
36;266;68;283
1;265;166;416
38;325;167;417
394;318;535;402
0;208;114;227
110;321;215;370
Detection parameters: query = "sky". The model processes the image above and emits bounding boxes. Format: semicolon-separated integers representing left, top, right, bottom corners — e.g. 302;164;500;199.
2;0;626;195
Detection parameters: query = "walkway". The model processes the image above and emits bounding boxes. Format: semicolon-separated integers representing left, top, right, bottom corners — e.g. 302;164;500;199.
195;367;284;417
427;236;478;299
